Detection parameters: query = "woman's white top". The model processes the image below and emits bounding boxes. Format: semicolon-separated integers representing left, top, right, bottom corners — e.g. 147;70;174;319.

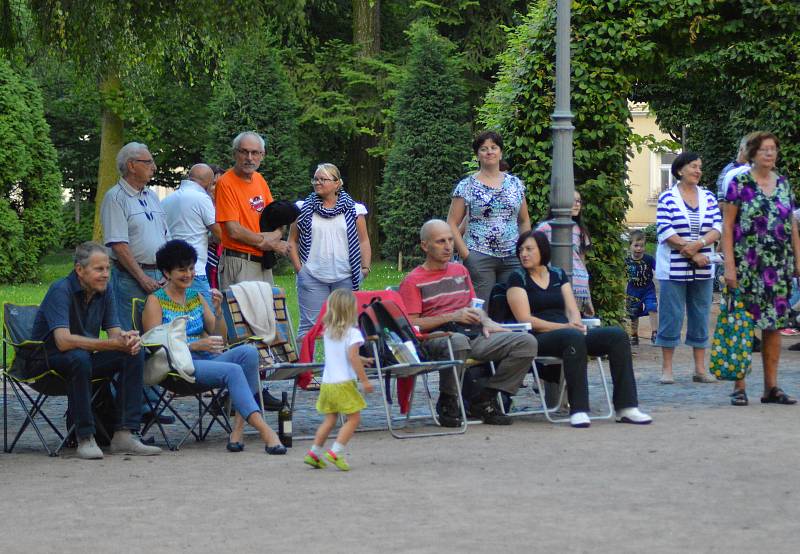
296;200;367;283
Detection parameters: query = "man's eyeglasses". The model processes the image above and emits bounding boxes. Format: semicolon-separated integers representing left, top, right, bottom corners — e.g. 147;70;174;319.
236;148;264;158
133;159;155;165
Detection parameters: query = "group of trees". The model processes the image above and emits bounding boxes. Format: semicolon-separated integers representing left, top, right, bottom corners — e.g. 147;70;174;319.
2;1;799;319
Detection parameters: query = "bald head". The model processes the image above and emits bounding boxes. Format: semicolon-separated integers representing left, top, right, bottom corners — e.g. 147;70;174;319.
188;163;214;190
420;219;449;242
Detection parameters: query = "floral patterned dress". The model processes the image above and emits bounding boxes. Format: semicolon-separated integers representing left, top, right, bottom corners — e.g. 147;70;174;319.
725;172;796;329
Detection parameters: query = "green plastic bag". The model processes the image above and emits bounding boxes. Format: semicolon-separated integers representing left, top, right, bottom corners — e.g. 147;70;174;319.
709;290;754;381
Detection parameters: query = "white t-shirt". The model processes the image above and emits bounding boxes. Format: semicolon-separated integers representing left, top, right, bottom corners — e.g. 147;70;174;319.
296;201;367;283
322;327;364;384
162;180;216;275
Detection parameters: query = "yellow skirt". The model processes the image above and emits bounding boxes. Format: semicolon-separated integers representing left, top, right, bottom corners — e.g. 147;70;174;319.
316;380;367;415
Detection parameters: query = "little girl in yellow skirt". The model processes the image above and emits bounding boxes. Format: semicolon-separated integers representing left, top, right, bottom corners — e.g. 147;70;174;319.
304;289;373;471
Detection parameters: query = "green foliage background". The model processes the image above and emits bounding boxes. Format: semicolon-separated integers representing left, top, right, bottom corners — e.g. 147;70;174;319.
204;35;310;202
0;57;62;283
379;22;471;263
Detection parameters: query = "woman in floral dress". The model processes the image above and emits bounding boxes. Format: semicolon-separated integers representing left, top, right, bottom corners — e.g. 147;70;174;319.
722;131;800;406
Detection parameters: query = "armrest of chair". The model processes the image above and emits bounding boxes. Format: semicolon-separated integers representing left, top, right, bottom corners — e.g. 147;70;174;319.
417;331;452;341
498;322;532;333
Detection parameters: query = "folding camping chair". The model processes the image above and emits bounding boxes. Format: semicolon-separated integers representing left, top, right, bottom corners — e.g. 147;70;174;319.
358;297;467;439
132;299;231;450
2;303;110;455
221;286;322;415
492;322;613;423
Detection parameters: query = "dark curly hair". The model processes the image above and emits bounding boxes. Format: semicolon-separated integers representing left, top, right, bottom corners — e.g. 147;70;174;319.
156;240;198;274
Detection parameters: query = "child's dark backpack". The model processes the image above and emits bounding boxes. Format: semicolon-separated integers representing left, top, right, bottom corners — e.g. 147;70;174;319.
357;298;420;366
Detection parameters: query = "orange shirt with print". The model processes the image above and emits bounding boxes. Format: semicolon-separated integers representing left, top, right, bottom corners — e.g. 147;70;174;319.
215;169;273;256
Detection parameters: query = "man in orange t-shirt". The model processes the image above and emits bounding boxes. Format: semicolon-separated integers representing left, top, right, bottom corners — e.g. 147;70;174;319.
216;131;289;288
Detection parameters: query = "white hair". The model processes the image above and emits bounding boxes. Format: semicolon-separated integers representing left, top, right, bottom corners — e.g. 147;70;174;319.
116;142;150;175
232;131;266;152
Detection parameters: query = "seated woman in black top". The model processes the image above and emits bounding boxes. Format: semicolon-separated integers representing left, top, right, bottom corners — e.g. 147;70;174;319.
506;230;652;428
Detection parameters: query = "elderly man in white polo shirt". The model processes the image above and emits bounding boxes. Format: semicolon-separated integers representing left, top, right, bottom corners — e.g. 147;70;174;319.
161;163;221;307
100;142;170;331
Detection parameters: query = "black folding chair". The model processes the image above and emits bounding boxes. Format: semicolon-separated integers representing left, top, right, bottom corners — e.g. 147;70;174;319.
132;299;231;451
2;303;110;455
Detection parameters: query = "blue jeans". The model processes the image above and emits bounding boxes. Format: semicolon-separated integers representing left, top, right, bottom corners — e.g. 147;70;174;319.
111;266;164;331
193;345;260;419
111;267;166;412
42;349;145;440
656;279;714;348
296;266;352;342
190;274;213;311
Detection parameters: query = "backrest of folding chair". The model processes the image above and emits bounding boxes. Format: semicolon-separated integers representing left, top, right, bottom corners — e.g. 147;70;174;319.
268;287;299;365
3;303;42;374
131;298;145;332
3;303;39;346
221;287;298;369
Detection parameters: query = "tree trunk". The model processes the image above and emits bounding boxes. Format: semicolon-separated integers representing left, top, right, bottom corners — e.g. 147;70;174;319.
350;0;382;258
92;71;124;241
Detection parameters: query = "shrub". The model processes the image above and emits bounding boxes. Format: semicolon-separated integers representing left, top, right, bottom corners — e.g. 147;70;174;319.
204;36;309;202
0;59;63;283
378;22;471;262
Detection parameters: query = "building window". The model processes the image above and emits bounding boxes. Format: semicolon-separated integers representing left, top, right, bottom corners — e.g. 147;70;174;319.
649;151;679;202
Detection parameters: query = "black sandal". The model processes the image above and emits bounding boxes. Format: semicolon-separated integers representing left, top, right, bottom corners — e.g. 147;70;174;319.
730;389;748;406
761;387;797;405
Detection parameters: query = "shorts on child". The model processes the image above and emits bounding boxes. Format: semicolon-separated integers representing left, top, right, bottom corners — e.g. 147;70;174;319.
627;284;658;318
316;380;367;415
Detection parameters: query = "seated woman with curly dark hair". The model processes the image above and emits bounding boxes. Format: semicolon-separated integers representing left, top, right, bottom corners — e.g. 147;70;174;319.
505;230;652;428
141;239;286;454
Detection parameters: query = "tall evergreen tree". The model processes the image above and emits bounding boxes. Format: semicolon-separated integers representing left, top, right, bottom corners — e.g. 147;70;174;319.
0;58;62;282
378;22;470;262
204;37;309;202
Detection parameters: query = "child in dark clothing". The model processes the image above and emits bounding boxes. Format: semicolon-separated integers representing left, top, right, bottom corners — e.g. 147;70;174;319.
626;230;658;346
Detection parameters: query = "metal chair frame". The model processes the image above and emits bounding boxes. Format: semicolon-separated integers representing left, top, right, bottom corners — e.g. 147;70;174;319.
493;323;613;423
363;332;467;439
132;299;231;450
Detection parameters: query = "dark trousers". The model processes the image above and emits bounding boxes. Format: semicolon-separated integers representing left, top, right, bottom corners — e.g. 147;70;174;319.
535;326;638;413
42;349;145;440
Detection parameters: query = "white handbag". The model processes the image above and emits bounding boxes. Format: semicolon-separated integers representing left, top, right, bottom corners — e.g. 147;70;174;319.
141;316;196;385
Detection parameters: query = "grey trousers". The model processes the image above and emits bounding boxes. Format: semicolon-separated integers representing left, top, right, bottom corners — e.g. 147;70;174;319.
425;331;538;396
462;250;522;303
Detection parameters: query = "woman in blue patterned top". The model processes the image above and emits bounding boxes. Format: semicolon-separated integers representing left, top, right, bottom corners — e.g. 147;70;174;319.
655;152;722;385
447;131;531;303
142;239;286;454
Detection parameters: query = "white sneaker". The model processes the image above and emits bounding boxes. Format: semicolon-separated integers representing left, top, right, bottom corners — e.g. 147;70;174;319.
110;430;162;456
76;436;104;460
569;412;591;428
615;407;652;425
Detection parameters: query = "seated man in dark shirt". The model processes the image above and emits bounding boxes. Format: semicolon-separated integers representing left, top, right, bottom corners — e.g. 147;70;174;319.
30;242;161;459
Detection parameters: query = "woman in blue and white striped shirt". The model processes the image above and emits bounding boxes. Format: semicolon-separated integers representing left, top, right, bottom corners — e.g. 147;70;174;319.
655;152;722;384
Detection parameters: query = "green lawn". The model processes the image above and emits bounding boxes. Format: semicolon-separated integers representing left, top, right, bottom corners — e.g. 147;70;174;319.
1;250;409;338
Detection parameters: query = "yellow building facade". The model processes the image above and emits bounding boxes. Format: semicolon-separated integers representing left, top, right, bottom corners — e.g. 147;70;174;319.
625;102;678;227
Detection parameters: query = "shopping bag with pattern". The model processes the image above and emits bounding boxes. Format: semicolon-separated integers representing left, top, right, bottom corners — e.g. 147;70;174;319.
709;290;754;381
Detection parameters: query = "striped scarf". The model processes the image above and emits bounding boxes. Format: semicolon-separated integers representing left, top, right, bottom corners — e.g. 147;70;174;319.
297;191;362;290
